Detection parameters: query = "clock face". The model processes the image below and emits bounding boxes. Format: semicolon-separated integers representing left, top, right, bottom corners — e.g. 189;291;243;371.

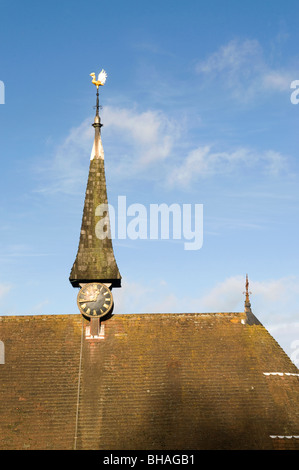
77;283;113;318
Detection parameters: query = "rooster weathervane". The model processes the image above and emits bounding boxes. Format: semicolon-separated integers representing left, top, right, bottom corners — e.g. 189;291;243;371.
90;69;107;89
90;69;107;119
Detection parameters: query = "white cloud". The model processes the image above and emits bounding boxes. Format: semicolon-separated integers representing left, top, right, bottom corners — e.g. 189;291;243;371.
262;71;292;91
250;276;299;321
113;274;299;324
196;39;262;76
267;322;299;366
35;101;289;195
35;106;178;194
197;275;299;325
112;278;155;314
196;38;293;99
0;244;51;259
167;145;287;187
197;275;245;312
35;118;93;195
102;106;177;166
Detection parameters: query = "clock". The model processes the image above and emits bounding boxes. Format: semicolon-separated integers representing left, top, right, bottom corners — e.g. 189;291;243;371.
77;282;113;319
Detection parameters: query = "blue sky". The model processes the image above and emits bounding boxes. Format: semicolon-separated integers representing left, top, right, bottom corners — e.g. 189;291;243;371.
0;0;299;364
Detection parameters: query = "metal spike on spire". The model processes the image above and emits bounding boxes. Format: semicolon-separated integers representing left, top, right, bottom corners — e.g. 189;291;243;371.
91;73;104;160
92;87;103;126
95;88;100;119
243;274;252;314
244;274;252;302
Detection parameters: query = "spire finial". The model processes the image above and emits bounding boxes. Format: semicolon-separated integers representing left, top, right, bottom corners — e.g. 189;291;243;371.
243;274;252;313
90;69;107;124
244;273;251;303
90;70;107;159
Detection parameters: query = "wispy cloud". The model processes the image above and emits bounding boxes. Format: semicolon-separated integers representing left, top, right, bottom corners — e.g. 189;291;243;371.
167;145;288;187
267;322;299;367
31;299;50;314
198;275;299;324
0;244;51;259
196;39;262;76
196;38;293;100
35;118;93;195
102;105;177;167
113;274;299;325
34;101;290;194
35;106;178;195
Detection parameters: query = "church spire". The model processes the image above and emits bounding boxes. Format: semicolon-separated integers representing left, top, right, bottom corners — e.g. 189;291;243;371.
69;70;121;289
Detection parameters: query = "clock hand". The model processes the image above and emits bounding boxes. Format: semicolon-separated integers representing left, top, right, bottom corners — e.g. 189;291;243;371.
78;297;98;302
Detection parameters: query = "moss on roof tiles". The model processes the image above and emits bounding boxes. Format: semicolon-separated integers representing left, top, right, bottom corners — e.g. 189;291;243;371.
1;312;298;450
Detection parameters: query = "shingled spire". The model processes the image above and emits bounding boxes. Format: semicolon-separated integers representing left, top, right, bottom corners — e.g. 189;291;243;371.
69;72;121;288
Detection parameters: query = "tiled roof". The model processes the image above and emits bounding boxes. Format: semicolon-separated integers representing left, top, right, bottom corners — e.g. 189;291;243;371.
0;312;299;450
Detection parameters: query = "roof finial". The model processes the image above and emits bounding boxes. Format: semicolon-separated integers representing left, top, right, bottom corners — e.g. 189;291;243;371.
243;274;252;314
244;274;251;302
90;69;107;123
89;70;107;160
